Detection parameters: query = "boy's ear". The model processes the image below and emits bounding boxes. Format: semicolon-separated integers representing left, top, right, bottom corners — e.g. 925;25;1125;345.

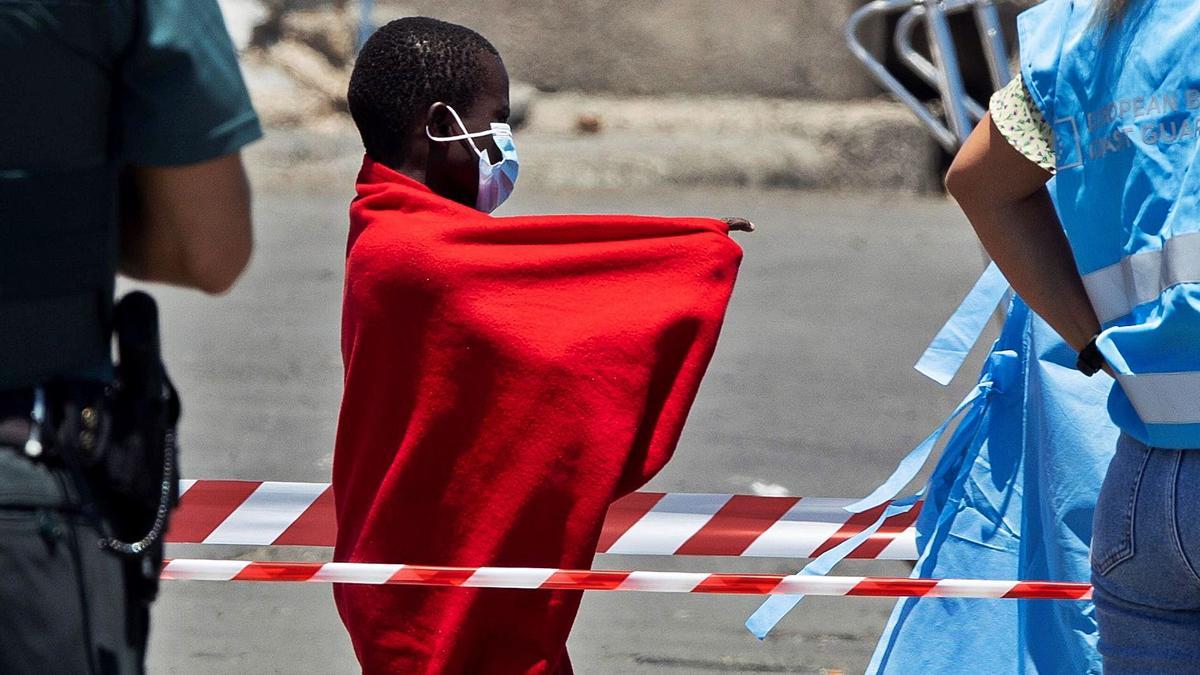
426;102;453;138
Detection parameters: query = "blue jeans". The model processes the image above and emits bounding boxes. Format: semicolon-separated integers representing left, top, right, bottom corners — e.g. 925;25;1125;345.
1091;434;1200;673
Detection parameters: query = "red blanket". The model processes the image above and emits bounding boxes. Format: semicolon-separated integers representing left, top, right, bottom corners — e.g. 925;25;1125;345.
333;158;742;674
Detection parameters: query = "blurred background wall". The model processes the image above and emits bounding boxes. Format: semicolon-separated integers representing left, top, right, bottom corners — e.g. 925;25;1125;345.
220;0;1032;193
222;0;885;100
363;0;883;99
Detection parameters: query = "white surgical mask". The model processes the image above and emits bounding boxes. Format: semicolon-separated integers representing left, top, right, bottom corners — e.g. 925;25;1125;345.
426;105;519;213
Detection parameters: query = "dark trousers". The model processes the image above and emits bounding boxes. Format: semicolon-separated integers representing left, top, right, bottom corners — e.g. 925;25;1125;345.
0;447;146;674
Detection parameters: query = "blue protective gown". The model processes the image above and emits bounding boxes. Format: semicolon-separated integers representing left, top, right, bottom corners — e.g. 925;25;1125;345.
871;0;1200;665
867;296;1114;674
760;3;1200;667
748;272;1115;674
746;263;1115;674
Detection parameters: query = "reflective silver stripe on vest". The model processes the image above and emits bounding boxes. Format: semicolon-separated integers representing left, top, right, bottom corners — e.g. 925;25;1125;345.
1082;232;1200;324
1117;371;1200;425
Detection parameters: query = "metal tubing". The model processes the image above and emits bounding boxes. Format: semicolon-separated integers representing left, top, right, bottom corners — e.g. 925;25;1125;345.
922;0;975;145
846;0;1010;284
895;8;939;85
844;0;961;152
895;6;987;122
972;0;1013;90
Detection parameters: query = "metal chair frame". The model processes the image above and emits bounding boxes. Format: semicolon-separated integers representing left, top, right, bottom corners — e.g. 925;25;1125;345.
846;0;1017;153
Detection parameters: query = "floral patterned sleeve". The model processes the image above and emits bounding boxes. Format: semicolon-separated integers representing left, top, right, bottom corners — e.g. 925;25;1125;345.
989;76;1056;173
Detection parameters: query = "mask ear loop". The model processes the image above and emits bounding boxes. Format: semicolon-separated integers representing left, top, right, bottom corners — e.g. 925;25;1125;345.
426;105;494;159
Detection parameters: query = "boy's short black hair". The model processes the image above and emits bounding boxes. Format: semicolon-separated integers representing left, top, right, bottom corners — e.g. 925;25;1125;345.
348;17;501;167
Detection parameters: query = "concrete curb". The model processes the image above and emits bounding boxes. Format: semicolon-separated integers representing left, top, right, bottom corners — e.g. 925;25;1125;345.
519;94;938;193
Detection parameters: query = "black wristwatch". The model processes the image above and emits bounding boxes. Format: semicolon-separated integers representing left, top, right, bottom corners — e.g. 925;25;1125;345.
1076;334;1105;377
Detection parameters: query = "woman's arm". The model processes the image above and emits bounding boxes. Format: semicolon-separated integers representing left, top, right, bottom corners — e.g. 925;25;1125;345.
945;112;1100;352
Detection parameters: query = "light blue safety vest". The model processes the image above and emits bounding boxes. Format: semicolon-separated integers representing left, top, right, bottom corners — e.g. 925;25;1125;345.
1021;0;1200;448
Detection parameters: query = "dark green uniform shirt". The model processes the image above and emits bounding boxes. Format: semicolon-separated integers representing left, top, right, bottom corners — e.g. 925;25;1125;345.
0;0;262;166
0;0;262;389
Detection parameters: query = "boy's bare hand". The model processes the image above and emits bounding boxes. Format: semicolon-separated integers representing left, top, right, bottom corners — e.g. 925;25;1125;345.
722;217;755;233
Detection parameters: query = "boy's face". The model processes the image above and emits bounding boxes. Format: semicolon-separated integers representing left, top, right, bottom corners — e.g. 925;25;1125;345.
424;54;511;209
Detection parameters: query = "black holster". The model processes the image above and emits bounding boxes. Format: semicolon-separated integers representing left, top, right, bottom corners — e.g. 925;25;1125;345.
96;292;181;630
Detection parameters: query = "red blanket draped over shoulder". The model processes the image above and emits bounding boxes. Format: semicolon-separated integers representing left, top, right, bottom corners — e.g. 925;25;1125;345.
333;158;742;674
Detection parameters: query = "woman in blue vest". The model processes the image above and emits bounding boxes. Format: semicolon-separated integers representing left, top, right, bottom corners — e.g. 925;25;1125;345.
946;0;1200;670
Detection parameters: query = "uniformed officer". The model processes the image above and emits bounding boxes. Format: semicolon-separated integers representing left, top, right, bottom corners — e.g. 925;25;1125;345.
0;1;261;672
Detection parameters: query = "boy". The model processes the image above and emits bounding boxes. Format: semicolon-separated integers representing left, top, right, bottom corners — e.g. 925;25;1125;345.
335;17;747;673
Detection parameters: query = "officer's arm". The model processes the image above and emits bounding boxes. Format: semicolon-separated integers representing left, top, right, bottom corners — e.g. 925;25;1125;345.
120;152;253;295
945;113;1100;352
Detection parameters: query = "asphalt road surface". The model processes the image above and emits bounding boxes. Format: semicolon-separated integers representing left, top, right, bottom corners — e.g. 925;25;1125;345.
143;182;990;673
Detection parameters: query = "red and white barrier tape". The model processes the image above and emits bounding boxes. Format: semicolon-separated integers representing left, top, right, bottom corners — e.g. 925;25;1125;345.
160;559;1092;600
169;480;920;560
